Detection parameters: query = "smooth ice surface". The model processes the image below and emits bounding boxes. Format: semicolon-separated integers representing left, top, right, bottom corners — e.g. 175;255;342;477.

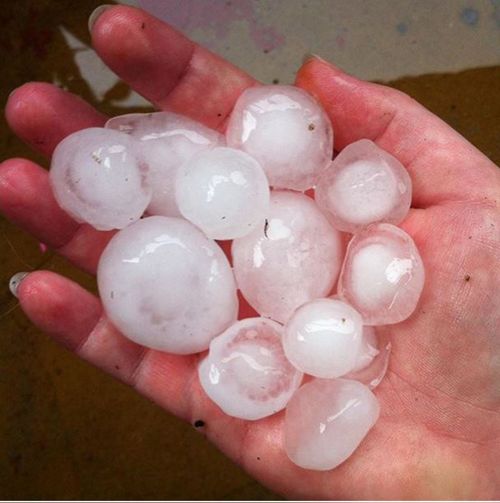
232;191;343;323
176;147;270;240
198;318;303;420
50;127;151;230
283;298;363;378
284;378;380;471
106;112;224;217
339;223;425;325
351;326;379;372
315;139;412;233
97;216;238;354
226;85;333;190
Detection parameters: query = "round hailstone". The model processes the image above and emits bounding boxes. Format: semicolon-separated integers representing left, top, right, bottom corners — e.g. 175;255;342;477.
97;216;238;354
339;223;425;325
50;127;151;231
284;378;380;471
283;298;363;378
226;85;333;191
198;318;303;420
232;191;343;323
315;139;412;233
351;325;380;373
106;112;224;217
175;147;270;240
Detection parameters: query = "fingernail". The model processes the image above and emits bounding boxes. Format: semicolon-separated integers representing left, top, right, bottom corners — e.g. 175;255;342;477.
302;53;328;65
88;4;113;33
9;272;29;298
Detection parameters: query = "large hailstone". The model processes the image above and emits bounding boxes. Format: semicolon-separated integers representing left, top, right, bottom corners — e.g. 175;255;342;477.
198;318;303;420
106;112;224;217
232;191;343;323
339;223;425;325
315;139;412;233
284;378;380;471
97;216;238;354
175;147;270;240
283;298;364;378
50;127;151;230
226;85;333;191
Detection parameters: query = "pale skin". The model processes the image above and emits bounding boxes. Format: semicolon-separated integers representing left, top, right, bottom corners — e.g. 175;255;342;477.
1;5;499;500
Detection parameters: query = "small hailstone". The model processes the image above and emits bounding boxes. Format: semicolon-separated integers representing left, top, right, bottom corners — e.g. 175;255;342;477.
198;318;303;420
351;326;379;373
315;139;412;233
339;223;425;325
284;378;380;471
106;112;224;217
175;147;270;240
283;298;363;378
50;128;151;230
226;85;333;191
97;216;238;354
232;191;343;323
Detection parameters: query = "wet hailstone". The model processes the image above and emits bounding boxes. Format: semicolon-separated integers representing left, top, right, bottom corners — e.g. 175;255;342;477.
175;147;270;240
49;127;151;230
315;139;412;233
198;317;303;420
232;190;343;323
284;378;380;471
339;223;425;325
106;112;224;217
226;85;333;190
97;216;238;354
283;298;364;378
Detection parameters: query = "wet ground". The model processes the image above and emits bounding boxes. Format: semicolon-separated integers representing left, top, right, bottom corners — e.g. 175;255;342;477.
0;0;499;500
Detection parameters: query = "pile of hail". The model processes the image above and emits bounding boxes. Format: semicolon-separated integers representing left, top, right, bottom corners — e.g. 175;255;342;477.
49;85;424;471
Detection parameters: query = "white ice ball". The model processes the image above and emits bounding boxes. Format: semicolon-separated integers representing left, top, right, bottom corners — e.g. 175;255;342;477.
283;298;363;378
50;127;151;231
351;325;379;373
198;318;303;420
175;147;270;240
339;223;425;325
232;191;343;323
106;112;224;217
97;216;238;354
226;85;333;191
284;378;380;471
315;139;412;233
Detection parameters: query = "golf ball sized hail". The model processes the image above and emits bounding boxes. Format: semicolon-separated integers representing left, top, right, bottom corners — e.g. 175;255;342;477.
176;147;270;240
283;298;363;378
198;318;303;420
339;223;425;325
232;191;343;323
226;85;333;190
284;378;380;471
106;112;224;217
97;216;238;354
50;127;151;230
315;139;412;233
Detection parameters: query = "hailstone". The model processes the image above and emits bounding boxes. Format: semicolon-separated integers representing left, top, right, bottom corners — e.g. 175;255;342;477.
283;298;363;378
284;378;380;471
175;147;270;240
50;127;151;230
339;223;425;325
106;112;224;217
198;317;303;420
232;191;343;323
226;85;333;190
315;139;412;233
97;216;238;354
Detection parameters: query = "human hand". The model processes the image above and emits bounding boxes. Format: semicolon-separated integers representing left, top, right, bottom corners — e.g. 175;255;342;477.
1;5;499;500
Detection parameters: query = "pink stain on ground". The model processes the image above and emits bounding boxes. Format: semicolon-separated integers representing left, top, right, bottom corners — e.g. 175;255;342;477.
139;0;285;51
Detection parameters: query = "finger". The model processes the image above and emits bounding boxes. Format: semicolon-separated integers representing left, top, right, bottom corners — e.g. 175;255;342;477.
296;57;500;208
90;5;256;129
6;82;106;157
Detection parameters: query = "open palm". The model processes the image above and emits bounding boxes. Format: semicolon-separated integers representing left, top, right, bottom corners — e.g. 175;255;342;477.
1;6;499;500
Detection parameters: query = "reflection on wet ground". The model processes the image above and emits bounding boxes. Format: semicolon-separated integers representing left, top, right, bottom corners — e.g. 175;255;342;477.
0;0;498;500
